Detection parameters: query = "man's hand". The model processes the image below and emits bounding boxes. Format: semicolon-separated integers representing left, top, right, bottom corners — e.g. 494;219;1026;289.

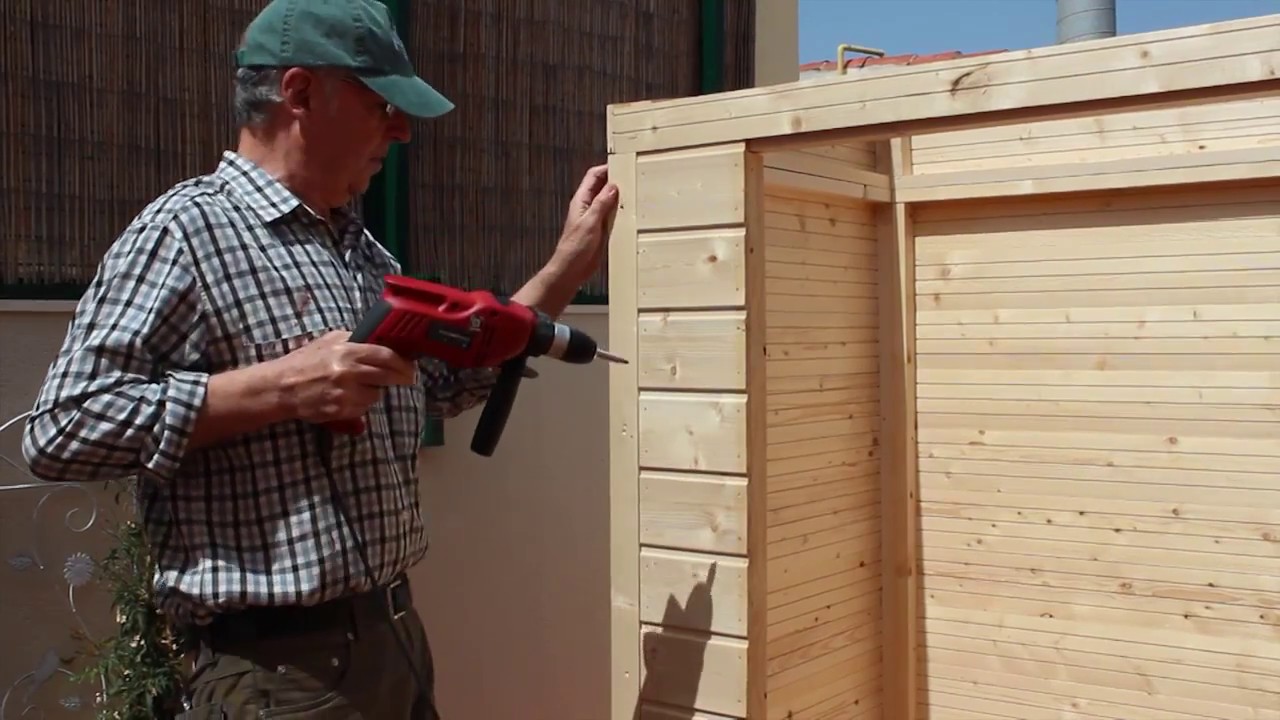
554;163;619;286
271;331;417;425
189;331;416;448
512;164;619;317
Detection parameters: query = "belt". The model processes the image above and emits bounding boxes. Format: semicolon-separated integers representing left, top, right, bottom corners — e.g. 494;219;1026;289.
194;574;413;648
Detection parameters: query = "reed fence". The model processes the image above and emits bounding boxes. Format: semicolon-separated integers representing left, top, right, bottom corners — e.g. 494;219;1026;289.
0;0;755;299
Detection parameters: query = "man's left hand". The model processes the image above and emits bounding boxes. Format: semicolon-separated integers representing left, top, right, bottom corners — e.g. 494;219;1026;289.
549;163;619;288
513;164;619;317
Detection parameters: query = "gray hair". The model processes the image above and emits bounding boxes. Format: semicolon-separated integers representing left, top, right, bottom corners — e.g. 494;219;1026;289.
232;67;285;127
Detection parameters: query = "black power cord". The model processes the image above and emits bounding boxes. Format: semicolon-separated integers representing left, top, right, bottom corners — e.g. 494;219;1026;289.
315;425;432;715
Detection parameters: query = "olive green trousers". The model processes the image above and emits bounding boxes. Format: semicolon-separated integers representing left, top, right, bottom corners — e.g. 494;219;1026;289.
176;602;439;719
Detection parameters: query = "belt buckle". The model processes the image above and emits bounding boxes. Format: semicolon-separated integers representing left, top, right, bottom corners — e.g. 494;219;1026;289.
385;577;407;620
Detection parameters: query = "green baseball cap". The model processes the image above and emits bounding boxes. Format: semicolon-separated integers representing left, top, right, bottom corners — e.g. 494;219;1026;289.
235;0;453;118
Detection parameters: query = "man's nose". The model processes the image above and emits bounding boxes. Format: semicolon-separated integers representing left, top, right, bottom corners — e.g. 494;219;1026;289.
387;110;411;143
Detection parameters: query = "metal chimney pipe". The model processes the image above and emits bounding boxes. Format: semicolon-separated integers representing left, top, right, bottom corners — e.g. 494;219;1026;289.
1057;0;1117;43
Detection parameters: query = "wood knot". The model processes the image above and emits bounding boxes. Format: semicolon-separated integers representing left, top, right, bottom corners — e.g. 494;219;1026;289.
949;65;988;94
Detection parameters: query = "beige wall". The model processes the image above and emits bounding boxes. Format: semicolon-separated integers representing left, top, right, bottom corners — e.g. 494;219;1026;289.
408;308;612;719
1;304;122;717
756;0;799;86
0;304;612;719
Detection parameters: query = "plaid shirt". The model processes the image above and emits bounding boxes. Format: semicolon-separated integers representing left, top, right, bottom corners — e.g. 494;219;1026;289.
22;151;495;625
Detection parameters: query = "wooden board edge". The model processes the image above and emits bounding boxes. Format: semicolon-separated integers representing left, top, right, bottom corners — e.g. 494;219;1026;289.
895;145;1280;202
876;137;920;720
743;148;770;719
608;144;642;720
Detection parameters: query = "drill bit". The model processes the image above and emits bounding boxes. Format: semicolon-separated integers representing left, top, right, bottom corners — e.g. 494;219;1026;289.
596;348;629;364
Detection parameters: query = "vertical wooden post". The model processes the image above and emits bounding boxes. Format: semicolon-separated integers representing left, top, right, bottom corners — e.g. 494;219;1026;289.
877;137;919;720
608;113;642;717
742;148;767;720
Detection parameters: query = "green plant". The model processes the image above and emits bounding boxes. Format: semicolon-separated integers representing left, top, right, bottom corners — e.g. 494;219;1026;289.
72;512;185;720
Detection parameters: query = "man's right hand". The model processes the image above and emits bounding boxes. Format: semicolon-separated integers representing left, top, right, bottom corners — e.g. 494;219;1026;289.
189;331;415;450
273;330;418;426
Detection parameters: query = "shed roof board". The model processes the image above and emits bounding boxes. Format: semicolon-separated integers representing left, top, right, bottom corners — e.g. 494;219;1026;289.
607;12;1280;154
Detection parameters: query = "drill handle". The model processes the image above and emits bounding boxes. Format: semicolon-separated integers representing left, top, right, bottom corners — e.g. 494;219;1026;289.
324;300;392;436
348;298;391;344
470;354;527;457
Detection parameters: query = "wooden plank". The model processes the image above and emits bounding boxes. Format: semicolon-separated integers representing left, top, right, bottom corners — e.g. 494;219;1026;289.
639;471;748;555
608;14;1280;153
763;166;891;203
638;392;748;474
766;649;881;720
640;548;749;637
764;149;891;190
920;617;1280;695
636;144;748;230
637;228;746;310
638;705;739;720
607;145;641;718
798;142;880;169
639;624;749;718
637;311;747;391
895;145;1280;202
911;95;1280;173
762;149;891;202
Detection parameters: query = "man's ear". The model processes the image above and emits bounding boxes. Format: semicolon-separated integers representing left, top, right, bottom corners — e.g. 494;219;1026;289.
278;67;317;118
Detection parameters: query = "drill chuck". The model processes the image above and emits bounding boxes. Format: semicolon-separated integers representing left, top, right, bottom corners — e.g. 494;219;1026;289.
526;312;603;364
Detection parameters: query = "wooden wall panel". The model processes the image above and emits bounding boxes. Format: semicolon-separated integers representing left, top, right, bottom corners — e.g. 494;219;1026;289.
638;311;747;391
636;145;749;231
630;143;762;719
912;181;1280;719
761;178;883;720
636;229;747;310
763;143;891;202
911;96;1280;174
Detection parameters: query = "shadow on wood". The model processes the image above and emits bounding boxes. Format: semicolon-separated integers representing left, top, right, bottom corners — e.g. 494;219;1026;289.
633;562;718;719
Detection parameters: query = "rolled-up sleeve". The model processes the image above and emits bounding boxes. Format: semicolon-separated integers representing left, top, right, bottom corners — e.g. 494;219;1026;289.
418;359;498;419
22;220;208;484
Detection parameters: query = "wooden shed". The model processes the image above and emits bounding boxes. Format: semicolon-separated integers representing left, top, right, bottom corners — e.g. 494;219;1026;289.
604;12;1280;720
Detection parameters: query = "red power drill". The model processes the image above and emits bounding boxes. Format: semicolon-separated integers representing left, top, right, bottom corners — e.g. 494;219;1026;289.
329;274;626;456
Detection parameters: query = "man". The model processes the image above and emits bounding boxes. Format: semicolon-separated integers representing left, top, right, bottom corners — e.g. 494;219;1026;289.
21;0;618;717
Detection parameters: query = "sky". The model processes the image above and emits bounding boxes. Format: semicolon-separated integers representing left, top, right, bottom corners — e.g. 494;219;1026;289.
797;0;1280;62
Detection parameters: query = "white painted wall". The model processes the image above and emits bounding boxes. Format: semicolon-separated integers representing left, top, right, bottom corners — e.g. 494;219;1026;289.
408;308;613;719
0;304;613;718
757;0;800;86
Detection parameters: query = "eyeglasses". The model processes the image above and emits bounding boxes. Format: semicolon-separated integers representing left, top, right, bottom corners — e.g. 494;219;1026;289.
337;74;399;119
